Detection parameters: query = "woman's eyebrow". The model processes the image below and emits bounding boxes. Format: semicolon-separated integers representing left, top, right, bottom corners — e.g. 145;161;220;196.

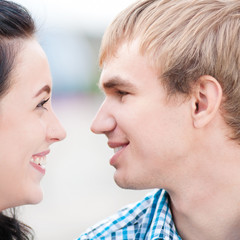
34;85;51;98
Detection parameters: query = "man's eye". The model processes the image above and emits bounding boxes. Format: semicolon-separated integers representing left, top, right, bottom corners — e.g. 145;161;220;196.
117;90;129;96
37;98;50;109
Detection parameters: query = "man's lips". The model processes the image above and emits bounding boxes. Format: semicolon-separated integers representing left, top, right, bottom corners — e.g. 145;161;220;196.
108;141;129;151
108;141;129;166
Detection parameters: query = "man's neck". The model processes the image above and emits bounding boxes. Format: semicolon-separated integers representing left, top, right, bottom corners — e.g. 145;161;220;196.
168;147;240;240
170;187;240;240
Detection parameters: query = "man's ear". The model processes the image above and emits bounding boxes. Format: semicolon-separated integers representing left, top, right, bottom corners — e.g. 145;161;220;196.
191;75;223;128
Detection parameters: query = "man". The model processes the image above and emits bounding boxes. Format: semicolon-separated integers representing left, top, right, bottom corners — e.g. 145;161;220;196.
78;0;240;239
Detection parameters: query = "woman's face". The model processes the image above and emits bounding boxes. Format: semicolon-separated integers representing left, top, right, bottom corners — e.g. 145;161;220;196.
0;39;66;210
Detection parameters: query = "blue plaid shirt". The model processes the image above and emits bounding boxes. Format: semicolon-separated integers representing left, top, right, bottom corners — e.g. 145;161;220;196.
77;189;182;240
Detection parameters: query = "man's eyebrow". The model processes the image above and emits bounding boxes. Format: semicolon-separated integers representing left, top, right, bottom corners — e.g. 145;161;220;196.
34;85;51;98
100;77;136;90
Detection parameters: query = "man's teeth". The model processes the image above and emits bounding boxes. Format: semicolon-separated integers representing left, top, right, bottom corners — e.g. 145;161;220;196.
30;156;47;168
114;146;123;153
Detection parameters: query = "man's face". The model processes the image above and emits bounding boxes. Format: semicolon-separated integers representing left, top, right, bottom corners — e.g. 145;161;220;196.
91;41;193;190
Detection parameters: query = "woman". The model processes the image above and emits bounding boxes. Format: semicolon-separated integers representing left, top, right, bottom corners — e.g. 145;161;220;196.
0;1;66;239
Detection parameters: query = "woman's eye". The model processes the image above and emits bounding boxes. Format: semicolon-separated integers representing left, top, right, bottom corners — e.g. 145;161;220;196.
37;98;50;110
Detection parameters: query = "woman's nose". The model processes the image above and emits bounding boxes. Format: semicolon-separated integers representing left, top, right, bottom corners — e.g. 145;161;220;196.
47;112;66;143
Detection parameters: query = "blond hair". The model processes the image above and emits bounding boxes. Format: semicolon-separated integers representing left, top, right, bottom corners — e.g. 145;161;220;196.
99;0;240;142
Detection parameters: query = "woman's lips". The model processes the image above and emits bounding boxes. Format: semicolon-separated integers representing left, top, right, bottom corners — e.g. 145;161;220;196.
32;149;50;157
30;161;46;174
30;149;50;174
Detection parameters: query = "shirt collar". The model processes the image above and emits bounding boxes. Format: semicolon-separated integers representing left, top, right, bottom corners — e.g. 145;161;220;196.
149;190;181;240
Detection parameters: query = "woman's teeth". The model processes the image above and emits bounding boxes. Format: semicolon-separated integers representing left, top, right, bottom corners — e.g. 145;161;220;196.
30;156;46;168
114;146;123;153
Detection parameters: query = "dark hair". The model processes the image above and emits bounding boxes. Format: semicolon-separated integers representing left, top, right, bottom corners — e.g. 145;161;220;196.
0;0;35;97
0;0;35;239
0;209;34;239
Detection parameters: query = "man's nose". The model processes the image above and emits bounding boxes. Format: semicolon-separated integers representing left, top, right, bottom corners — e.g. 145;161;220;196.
90;100;116;134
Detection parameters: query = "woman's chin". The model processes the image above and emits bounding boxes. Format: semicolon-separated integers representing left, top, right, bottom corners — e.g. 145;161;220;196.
26;188;43;205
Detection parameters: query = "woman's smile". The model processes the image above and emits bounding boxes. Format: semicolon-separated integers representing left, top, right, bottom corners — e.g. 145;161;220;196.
30;149;50;174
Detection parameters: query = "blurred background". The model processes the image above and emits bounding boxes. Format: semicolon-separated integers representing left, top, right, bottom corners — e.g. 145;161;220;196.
13;0;150;239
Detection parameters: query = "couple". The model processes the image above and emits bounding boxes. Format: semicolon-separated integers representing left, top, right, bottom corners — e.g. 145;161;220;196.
2;0;240;240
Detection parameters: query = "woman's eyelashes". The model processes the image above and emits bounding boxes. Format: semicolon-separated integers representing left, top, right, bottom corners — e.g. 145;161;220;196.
36;97;50;110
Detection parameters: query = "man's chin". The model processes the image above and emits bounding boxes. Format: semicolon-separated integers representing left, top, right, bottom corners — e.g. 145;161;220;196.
114;172;147;190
